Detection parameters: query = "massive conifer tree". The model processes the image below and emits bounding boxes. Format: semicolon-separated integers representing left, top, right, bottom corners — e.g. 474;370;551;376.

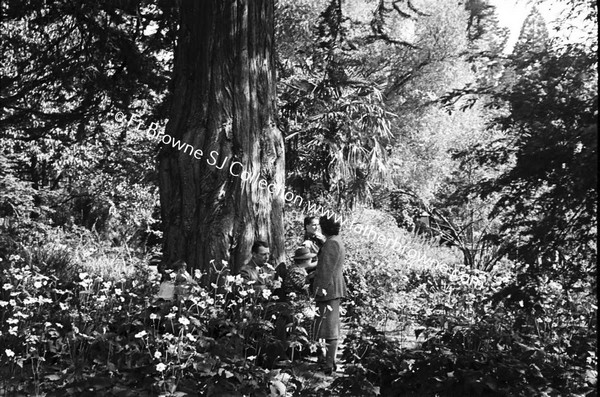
158;0;285;273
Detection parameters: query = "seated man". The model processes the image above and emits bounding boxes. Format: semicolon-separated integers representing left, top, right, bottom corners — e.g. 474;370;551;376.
239;240;275;292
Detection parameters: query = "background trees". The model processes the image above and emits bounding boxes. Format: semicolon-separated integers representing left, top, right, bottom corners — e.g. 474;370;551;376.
450;1;598;285
1;0;595;281
0;0;597;394
1;1;172;262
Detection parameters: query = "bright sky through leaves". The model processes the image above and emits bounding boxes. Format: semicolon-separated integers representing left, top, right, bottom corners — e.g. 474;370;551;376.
490;0;594;53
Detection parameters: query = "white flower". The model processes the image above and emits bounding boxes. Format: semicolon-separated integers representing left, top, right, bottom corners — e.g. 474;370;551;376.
0;300;8;307
548;281;562;291
262;289;272;300
218;368;234;378
34;281;43;289
165;313;176;320
59;302;68;310
26;334;39;344
156;363;167;372
154;351;162;359
233;275;244;285
178;316;190;326
150;313;158;320
9;299;16;306
7;318;18;324
239;290;248;297
321;288;327;296
78;272;89;280
5;349;15;358
186;333;196;342
8;326;18;336
114;288;122;296
134;330;148;338
302;306;317;319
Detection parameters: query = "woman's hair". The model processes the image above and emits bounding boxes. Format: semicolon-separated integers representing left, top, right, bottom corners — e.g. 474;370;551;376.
304;216;317;228
319;216;341;236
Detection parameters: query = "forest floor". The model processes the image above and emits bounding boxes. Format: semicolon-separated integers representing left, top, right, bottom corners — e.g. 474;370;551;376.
275;322;420;396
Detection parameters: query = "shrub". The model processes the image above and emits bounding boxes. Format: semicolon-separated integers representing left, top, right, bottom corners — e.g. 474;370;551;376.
333;260;598;397
342;208;462;331
0;257;311;396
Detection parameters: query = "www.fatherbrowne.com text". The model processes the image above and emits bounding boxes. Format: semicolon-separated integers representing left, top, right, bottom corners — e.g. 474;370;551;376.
115;112;440;267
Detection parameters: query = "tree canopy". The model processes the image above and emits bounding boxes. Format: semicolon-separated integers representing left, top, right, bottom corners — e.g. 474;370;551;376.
0;1;597;394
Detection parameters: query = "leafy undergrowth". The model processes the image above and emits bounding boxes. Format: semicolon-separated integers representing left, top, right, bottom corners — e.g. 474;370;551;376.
1;227;596;396
332;262;598;397
0;254;341;396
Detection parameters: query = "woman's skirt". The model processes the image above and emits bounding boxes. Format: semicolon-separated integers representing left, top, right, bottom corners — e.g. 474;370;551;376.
313;298;341;340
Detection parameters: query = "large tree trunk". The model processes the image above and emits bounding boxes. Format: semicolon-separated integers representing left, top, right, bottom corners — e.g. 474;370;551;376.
158;0;285;275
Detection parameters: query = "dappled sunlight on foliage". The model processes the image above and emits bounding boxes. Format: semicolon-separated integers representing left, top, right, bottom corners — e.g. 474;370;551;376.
334;260;597;396
0;0;596;395
0;258;319;395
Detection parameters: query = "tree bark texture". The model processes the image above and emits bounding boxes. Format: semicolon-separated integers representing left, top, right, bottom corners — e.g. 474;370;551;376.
158;0;285;275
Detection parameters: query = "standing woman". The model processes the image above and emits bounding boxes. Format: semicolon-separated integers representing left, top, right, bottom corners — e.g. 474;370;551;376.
312;216;347;375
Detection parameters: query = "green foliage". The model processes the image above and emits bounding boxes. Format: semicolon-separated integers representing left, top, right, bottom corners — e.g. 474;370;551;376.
1;1;596;396
334;260;597;397
0;113;161;257
0;0;175;137
1;1;165;254
0;258;316;396
437;2;597;279
465;36;598;282
342;208;462;330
